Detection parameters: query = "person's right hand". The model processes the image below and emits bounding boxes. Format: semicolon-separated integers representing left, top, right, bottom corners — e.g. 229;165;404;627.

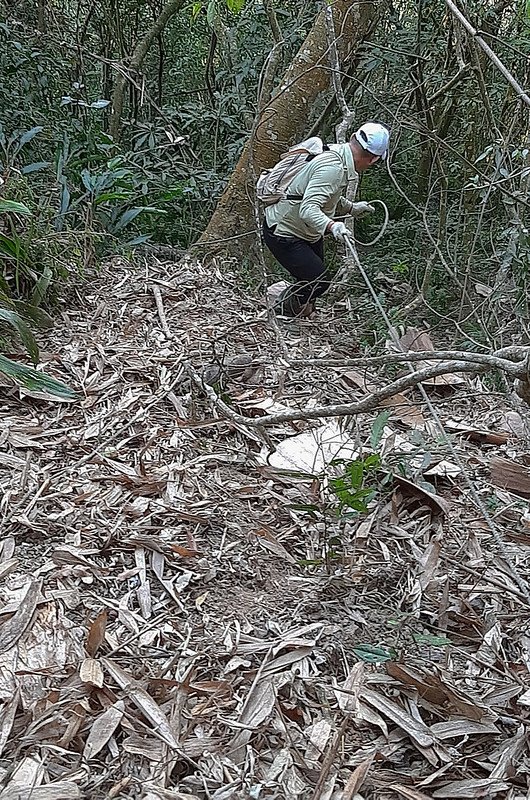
330;221;351;241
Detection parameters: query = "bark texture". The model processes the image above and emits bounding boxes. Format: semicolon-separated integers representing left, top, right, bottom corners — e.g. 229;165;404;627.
197;0;383;258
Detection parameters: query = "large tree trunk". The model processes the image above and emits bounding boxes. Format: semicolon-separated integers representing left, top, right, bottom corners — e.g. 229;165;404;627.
197;0;383;258
109;0;186;141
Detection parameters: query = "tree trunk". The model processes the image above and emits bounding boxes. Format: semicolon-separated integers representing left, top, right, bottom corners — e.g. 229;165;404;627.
197;0;383;258
109;0;186;141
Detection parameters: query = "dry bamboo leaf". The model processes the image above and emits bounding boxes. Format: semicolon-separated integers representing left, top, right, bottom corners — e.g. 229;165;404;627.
261;646;313;676
51;545;99;569
432;778;510;798
0;785;81;800
0;559;18;581
386;663;447;705
361;688;433;749
101;659;181;750
83;699;125;759
254;528;296;563
0;690;18;756
390;786;434;800
305;719;332;762
79;658;104;688
429;719;499;740
85;610;107;657
340;754;374;799
336;662;364;713
0;756;44;796
238;678;276;728
143;788;200;800
0;578;41;654
489;726;526;779
517;688;530;707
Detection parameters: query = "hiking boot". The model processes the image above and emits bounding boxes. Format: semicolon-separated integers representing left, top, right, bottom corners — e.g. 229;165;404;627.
275;288;305;318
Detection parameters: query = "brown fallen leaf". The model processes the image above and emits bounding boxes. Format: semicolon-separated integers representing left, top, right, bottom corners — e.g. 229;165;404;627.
0;578;41;655
86;610;107;657
490;457;530;498
445;419;509;446
83;699;125;759
254;528;296;564
170;544;202;558
340;754;374;800
386;663;447;706
341;370;426;428
393;474;451;515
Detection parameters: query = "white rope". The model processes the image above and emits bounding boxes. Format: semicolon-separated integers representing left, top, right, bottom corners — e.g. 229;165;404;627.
353;199;389;247
343;234;530;602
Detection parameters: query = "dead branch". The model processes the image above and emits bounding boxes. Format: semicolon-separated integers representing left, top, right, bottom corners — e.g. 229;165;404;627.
444;0;530;108
185;356;527;429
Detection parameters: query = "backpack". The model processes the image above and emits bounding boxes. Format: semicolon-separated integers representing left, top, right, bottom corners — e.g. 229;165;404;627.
256;136;330;207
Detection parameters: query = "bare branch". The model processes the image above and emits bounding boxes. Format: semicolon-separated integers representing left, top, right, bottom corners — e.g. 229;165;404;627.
444;0;530;108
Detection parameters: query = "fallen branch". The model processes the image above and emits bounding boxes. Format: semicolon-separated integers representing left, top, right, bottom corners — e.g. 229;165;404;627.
186;357;516;428
289;348;530;376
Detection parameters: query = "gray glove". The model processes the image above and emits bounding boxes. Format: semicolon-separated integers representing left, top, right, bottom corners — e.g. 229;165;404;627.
330;221;352;241
351;201;375;216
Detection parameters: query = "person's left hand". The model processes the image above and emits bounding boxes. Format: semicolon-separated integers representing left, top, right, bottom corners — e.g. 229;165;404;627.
351;201;375;216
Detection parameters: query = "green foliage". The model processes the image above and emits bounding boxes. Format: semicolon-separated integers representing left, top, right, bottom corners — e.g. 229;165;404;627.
329;454;381;516
0;354;77;399
352;644;396;663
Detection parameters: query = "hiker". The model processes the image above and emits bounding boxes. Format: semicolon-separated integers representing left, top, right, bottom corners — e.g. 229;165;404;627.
262;122;390;318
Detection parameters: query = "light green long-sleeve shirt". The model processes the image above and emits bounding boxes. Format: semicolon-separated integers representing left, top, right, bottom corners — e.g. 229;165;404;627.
264;142;359;242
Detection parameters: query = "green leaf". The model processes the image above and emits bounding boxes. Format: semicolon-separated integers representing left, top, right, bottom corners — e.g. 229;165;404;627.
191;1;202;20
0;308;39;364
0;199;32;215
226;0;245;12
30;265;52;307
113;206;167;233
413;633;452;647
206;0;216;26
14;301;54;329
0;354;77;399
353;644;395;663
370;410;391;450
364;453;381;469
21;161;51;175
17;126;43;148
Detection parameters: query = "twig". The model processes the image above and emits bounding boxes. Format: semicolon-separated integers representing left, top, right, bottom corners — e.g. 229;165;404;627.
444;0;530;108
288;348;530;375
310;716;350;800
152;285;172;339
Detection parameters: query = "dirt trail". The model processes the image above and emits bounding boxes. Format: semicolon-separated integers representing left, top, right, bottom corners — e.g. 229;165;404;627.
0;256;529;799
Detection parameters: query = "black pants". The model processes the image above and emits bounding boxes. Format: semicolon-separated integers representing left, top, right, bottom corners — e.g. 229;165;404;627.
263;221;330;307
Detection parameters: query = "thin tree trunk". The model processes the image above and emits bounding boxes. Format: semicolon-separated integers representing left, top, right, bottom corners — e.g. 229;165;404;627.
197;0;383;258
109;0;186;140
37;0;46;33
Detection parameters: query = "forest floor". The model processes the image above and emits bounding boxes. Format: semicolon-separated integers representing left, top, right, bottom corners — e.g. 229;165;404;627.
1;255;530;800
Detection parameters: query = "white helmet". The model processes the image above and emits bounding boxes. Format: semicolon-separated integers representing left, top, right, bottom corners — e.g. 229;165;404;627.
354;122;390;160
